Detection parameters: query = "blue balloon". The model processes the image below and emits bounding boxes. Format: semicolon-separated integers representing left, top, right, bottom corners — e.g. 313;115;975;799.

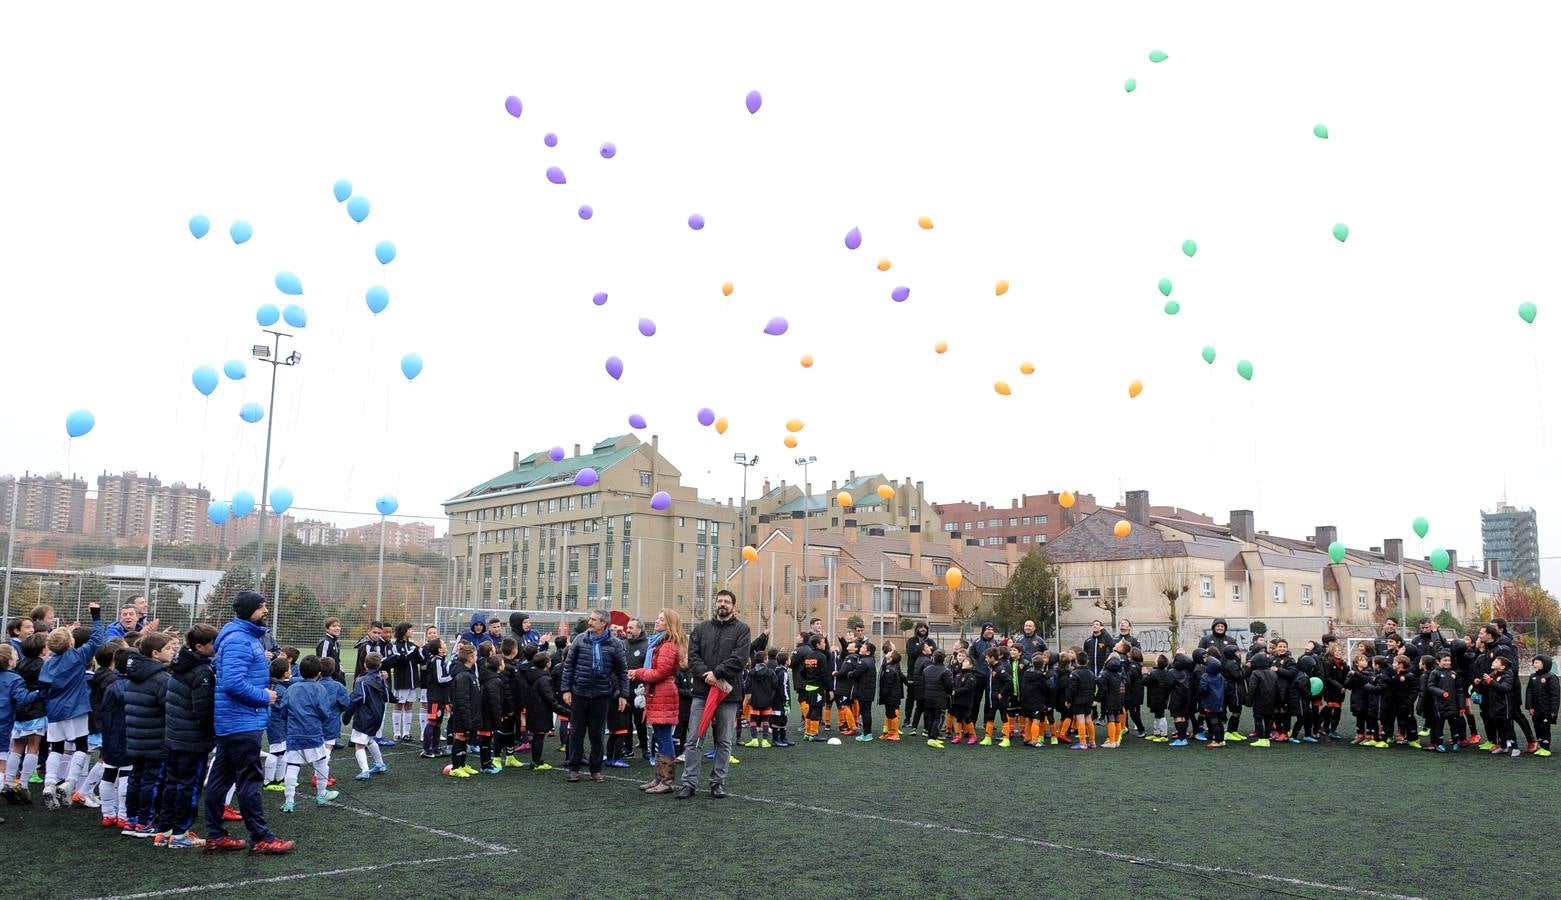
229;220;253;244
282;304;307;328
232;490;256;518
207;500;230;525
223;360;247;381
333;179;353;203
189;215;210;239
256;303;280;327
65;409;95;438
375;494;398;516
347;195;370;223
239;402;264;423
365;285;389;314
400;353;423;381
192;365;219;397
375;241;397;265
275;271;303;295
269;486;294;515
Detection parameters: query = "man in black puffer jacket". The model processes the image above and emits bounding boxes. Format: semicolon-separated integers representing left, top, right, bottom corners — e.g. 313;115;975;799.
121;632;175;837
156;624;218;845
561;610;629;783
677;590;751;800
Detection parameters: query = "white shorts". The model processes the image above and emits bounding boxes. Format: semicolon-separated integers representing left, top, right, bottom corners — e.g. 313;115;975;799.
11;716;46;739
46;716;90;743
394;688;418;704
284;746;329;766
268;742;286;755
350;729;377;746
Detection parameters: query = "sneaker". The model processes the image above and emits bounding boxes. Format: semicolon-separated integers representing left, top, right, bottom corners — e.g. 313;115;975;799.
741;738;761;748
316;790;340;804
1303;736;1320;744
419;751;438;759
1450;743;1462;753
531;762;554;772
250;838;296;855
1418;728;1430;737
445;766;471;778
354;771;373;781
979;736;992;747
127;823;160;839
965;735;978;746
74;790;98;808
264;781;286;792
854;734;871;742
926;739;945;748
373;737;397;747
1510;747;1523;758
481;764;503;775
1287;738;1301;745
605;758;631;769
1250;738;1271;748
773;739;794;747
1206;741;1221;749
169;831;206;849
1169;739;1189;747
28;773;42;785
203;835;248;853
1134;729;1147;738
42;785;62;810
1535;748;1552;757
457;765;479;776
153;831;173;847
1226;732;1247;742
503;755;525;769
101;816;118;827
1327;732;1344;741
1436;744;1447;753
114;816;129;829
1049;737;1059;745
1478;741;1496;751
369;763;388;775
998;738;1011;748
222;806;243;822
1195;732;1207;742
759;739;773;748
280;802;295;813
1070;743;1088;750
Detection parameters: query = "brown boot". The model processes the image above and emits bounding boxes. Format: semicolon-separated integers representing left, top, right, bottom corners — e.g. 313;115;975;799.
638;759;660;791
644;758;675;794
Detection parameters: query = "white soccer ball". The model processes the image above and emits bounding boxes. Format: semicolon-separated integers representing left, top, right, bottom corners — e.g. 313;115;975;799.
826;737;842;746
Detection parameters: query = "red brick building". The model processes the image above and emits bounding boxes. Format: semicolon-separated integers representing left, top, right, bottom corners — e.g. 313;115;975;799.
932;491;1213;551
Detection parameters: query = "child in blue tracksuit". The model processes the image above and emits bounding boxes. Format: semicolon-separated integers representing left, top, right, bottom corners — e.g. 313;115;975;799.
1198;655;1228;747
37;602;105;805
0;643;44;810
280;656;347;810
264;657;293;790
94;648;132;826
346;654;390;779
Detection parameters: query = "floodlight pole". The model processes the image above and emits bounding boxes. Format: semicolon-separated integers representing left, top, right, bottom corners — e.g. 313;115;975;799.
254;330;299;578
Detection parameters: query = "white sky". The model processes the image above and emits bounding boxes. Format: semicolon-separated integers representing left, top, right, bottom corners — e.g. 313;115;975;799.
3;3;1558;585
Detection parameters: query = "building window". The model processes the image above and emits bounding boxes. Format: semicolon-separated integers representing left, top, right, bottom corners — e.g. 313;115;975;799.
975;521;984;530
1008;517;1018;527
1021;516;1031;525
1273;583;1286;603
1425;597;1434;613
1075;587;1101;602
872;586;894;613
1443;598;1452;613
1022;535;1032;544
1300;585;1313;606
932;561;948;577
988;537;1002;546
943;522;957;532
1231;583;1243;602
520;503;528;517
988;518;1001;527
640;472;652;487
1036;515;1048;525
900;589;921;614
676;568;684;579
1378;592;1390;609
1037;534;1048;544
1200;576;1214;598
1357;590;1368;609
963;522;972;531
1106;586;1128;603
1324;590;1335;608
783;565;792;593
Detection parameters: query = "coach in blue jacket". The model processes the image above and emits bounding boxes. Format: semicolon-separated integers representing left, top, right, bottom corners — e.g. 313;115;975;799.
204;591;292;853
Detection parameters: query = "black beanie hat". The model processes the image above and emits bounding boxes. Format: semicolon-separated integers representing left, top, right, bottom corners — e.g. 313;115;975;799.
234;590;265;620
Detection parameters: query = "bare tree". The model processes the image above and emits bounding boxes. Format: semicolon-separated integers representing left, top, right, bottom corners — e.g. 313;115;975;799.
1155;557;1200;650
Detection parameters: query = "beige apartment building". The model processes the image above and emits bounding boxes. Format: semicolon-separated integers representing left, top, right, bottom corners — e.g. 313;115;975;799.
443;434;741;623
744;473;942;547
0;472;88;533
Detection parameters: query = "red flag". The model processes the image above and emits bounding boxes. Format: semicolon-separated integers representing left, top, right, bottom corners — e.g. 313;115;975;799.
696;680;732;738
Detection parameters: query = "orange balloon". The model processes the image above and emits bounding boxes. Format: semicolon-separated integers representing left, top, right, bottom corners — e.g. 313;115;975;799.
1059;491;1076;509
1113;520;1132;538
944;567;963;590
837;491;853;508
783;435;798;449
714;417;728;434
742;545;759;563
934;340;948;354
876;258;891;271
800;354;814;368
994;380;1011;396
995;280;1009;296
722;282;733;297
876;484;895;500
918;216;934;230
786;418;804;433
1019;361;1035;375
1128;379;1143;398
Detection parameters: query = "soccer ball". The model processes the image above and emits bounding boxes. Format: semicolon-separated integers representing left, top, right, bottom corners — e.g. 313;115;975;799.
826;737;842;746
442;764;453;776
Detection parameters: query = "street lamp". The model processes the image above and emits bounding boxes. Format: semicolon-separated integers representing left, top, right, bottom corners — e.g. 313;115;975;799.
794;455;816;633
253;331;301;581
734;453;758;619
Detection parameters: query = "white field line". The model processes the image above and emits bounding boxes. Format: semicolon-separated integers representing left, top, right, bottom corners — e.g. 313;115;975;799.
324;798;512;852
87;850;510;900
604;775;1427;900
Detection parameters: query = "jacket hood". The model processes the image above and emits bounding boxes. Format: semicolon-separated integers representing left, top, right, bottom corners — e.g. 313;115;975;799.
509;612;529;633
1449;638;1468;654
469;612;487;630
1172;653;1194;671
1537;654;1553;674
1105;657;1122;673
1205;658;1222;677
171;647;211;675
1212;618;1228;634
1297;655;1318;674
125;653;167;683
1250;652;1272;669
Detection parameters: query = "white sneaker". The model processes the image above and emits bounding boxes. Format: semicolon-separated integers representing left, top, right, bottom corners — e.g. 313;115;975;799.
42;785;62;810
78;792;101;809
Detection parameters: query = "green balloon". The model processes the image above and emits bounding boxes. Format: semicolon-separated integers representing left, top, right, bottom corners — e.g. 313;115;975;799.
1328;540;1345;564
1164;300;1180;315
1313;123;1329;139
1182;239;1197;258
1158;278;1172;297
1236;359;1253;381
1149;50;1168;63
1429;548;1449;572
1309;676;1323;697
1519;301;1538;324
1332;222;1350;242
1201;345;1216;364
1124;78;1137;93
1412;516;1429;539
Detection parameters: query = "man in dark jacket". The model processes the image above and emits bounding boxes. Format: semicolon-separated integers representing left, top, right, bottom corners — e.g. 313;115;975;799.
156;624;217;846
622;618;651;762
677;590;751;799
1082;620;1114;676
1014;620;1049;660
561;609;629;783
1410;619;1447;658
1199;618;1240;656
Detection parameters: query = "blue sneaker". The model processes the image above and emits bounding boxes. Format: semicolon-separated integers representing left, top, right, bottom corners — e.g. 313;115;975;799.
280;802;295;813
1287;737;1301;744
1302;735;1319;744
1169;739;1190;747
1435;744;1447;753
1195;732;1207;742
316;789;339;805
374;737;397;747
369;763;388;775
481;764;503;775
704;750;716;760
604;758;631;769
354;771;373;781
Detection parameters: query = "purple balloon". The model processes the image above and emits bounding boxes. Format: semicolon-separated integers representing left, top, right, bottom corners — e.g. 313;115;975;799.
637;318;657;337
605;356;623;380
845;227;862;250
687;213;705;231
628;413;647;429
697;408;716;427
745;90;762;114
549;446;565;462
578;205;594;220
575;467;598;487
592;291;608;306
544;132;558;147
600;142;617;159
763;316;789;336
891;286;910;302
504;96;522;118
650;490;671;511
546;166;566;185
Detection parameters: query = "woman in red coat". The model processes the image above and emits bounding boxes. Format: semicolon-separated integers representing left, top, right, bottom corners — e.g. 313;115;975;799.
629;608;686;794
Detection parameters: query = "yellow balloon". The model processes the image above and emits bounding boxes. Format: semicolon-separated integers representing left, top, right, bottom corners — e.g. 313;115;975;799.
838;491;853;508
783;435;798;449
1113;520;1132;538
918;216;934;230
876;484;895;500
994;380;1011;396
1128;379;1143;398
714;416;728;434
786;418;804;433
934;340;948;354
1019;361;1034;375
945;567;963;590
995;280;1009;296
742;545;759;563
1059;491;1076;509
800;354;814;368
722;282;733;296
877;258;891;271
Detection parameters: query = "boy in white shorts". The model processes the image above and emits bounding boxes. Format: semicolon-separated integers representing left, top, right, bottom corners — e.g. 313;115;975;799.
263;657;293;791
384;624;423;742
279;656;345;811
38;603;105;808
346;653;390;780
6;633;48;794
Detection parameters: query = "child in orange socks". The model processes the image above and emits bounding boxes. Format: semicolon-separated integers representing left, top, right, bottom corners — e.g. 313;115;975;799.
950;655;981;745
879;649;905;740
1067;650;1097;749
1099;656;1126;747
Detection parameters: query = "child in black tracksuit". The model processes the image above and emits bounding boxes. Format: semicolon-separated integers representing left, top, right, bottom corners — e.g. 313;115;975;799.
1124;648;1146;738
1528;655;1557;755
420;639;451;758
1144;655;1174;741
1344;655;1371;744
1167;652;1196;745
909;646;935;735
1067;652;1097;749
742;652;780;747
983;648;1012;747
477;655;507;772
1246;653;1277;747
1389;654;1419;745
446;645;481;775
919;651;952;746
878;650;905;740
1223;649;1248;741
521;653;568;769
950;657;981;745
1426;651;1464;751
847;643;878;741
1098;657;1125;748
1479;656;1520;756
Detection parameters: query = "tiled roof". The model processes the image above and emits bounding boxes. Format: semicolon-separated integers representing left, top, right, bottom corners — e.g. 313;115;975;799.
1043;511;1195;563
796;532;935;586
446;436;642;503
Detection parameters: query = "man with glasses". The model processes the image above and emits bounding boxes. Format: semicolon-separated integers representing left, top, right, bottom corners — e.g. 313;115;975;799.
677;590;751;800
561;609;628;783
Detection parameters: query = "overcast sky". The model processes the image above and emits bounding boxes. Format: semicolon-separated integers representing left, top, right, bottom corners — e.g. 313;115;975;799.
3;3;1557;584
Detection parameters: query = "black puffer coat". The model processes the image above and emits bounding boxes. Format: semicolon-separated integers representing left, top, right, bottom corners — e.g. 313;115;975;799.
123;652;172;760
163;648;216;754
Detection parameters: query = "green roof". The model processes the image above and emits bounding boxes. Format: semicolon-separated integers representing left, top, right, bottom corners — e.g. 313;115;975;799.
445;437;641;505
